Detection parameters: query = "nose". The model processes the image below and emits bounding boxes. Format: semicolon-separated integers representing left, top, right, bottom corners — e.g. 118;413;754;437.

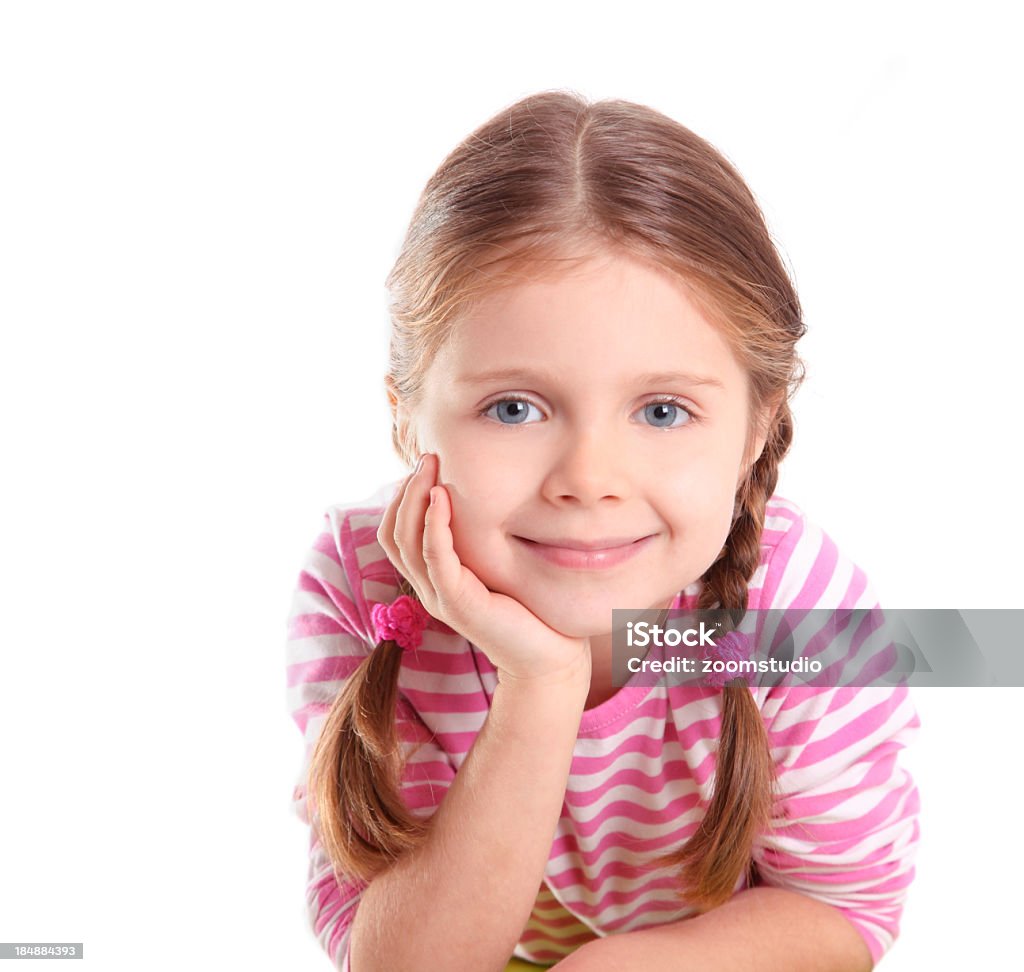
539;424;632;506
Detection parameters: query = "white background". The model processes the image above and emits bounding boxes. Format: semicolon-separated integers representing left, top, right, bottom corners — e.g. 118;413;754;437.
1;1;1020;969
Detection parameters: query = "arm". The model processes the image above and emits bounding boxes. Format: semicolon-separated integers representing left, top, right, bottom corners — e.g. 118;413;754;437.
553;683;918;972
291;523;578;972
555;886;873;971
350;659;591;972
350;455;597;971
561;517;918;971
552;889;872;970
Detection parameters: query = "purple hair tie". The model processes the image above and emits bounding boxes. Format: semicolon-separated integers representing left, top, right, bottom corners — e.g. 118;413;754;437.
702;630;754;689
371;594;430;651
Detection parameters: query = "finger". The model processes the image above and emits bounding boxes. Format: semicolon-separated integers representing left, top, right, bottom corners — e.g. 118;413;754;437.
392;454;437;595
422;484;472;618
376;466;418;573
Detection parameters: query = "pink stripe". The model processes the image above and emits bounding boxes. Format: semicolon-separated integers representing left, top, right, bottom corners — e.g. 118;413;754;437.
773;778;911;842
337;513;372;639
772;684;853;716
311;528;342;565
519;928;595;947
523;946;587;961
402;648;483;675
782;752;898;817
860;867;916;895
764;805;918;863
431;729;484;755
674;710;724;751
362;557;402;586
557;794;702;840
310;876;359;935
349;523;383;548
755;508;805;608
402;783;448;811
286;654;364;688
293;567;368;641
844;565;870;607
790;694;909;770
327;921;351;964
789;531;837;607
402;758;454;783
762;856;908;888
291;700;330;734
288;610;348;639
769;688;860;744
552;875;687;914
394;699;448;737
523;912;590;931
310;882;342;935
400;686;490;714
531;897;579;916
563;764;697;808
569;732;678;776
549;821;694;866
549;853;692;896
600;898;698;931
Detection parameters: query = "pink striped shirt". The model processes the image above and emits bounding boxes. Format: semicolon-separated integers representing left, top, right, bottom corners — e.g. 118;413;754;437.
285;482;920;968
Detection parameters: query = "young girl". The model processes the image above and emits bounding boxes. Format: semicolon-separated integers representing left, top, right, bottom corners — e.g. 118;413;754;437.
285;91;919;971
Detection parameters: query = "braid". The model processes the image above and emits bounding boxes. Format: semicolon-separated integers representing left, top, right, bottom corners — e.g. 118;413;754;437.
307;578;431;883
651;406;793;910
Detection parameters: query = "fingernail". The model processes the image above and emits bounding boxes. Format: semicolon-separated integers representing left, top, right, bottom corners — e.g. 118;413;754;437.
429;487;437;506
414;454;425;474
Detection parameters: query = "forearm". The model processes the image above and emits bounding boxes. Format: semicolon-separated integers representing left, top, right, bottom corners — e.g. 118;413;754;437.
350;659;591;972
556;887;874;972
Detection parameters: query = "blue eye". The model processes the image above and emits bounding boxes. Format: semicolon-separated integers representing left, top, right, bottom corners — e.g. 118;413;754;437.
640;400;693;428
483;399;544;425
480;397;697;428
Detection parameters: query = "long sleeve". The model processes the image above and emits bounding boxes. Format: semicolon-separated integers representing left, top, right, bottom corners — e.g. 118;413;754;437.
751;502;922;967
755;686;920;967
284;507;457;969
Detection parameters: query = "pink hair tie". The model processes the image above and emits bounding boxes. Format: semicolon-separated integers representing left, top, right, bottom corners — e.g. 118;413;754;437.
702;630;753;689
371;594;430;651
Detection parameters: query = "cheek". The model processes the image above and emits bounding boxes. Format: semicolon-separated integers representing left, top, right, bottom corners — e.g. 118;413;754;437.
436;437;525;520
445;495;515;594
440;467;514;562
657;445;743;502
655;452;741;547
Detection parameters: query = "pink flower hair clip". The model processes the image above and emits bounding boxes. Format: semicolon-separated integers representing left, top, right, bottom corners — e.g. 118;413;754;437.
702;630;754;689
370;594;431;651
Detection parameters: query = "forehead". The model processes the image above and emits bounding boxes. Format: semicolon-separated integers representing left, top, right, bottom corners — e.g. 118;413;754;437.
435;252;745;385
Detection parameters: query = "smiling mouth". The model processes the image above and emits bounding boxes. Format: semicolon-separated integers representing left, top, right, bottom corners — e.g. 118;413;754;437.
517;536;648;550
513;535;655;569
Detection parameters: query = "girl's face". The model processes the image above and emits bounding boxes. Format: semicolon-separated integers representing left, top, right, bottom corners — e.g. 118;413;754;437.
397;249;769;639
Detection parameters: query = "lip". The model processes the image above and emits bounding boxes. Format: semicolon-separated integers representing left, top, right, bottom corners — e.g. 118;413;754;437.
514;534;656;570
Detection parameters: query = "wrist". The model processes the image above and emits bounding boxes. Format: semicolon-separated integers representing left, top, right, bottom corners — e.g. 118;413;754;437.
497;649;592;695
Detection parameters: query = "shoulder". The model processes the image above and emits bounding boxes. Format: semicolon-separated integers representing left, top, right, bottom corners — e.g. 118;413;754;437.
750;501;914;747
752;495;879;611
299;480;405;648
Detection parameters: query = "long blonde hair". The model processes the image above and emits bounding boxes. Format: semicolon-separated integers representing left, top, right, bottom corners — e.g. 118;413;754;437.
310;90;805;911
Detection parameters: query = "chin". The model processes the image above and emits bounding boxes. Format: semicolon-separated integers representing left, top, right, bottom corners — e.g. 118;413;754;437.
518;597;619;640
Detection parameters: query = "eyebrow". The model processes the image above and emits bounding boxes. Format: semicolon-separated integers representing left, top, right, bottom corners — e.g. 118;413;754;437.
455;367;725;390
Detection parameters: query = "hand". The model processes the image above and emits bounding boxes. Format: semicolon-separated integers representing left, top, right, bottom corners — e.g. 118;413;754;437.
377;453;592;685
